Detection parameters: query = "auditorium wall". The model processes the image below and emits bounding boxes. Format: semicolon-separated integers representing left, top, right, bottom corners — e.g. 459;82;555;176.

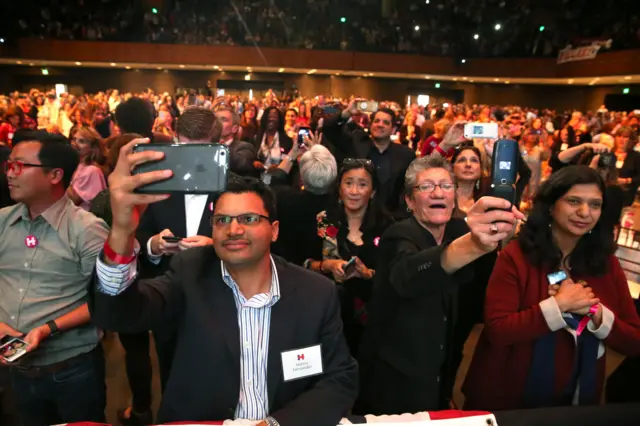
0;65;630;112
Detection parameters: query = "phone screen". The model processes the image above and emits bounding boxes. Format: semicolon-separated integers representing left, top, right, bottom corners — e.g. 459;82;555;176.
298;127;311;146
0;337;29;363
343;257;358;279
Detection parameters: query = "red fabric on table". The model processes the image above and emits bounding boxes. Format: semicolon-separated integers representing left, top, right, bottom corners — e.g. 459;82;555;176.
428;410;492;420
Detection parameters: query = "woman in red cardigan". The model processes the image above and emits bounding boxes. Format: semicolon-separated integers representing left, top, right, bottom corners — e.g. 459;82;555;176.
463;165;640;411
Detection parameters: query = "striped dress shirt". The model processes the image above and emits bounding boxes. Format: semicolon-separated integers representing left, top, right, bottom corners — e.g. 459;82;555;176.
95;252;280;420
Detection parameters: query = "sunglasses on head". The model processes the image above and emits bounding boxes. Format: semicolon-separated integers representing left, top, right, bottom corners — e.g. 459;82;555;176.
342;158;373;167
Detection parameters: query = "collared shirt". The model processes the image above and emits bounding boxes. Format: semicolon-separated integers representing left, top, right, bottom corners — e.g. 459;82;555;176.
96;253;281;420
0;195;109;366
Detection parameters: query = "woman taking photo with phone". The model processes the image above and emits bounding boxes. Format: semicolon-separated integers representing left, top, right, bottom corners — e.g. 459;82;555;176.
306;159;393;355
463;165;640;411
356;155;522;415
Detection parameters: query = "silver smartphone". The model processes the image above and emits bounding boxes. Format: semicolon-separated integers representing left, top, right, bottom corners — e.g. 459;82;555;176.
464;122;499;139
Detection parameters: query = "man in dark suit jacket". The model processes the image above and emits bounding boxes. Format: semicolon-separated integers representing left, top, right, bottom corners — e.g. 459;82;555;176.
322;100;415;217
90;145;358;425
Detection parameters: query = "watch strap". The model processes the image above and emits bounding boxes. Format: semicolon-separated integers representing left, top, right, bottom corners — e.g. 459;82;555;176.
46;320;60;336
265;416;280;426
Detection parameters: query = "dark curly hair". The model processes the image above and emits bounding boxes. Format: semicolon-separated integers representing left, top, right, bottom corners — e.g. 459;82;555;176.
518;165;615;276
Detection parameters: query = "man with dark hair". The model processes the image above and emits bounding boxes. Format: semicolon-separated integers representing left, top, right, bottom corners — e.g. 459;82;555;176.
323;99;415;216
115;97;172;144
0;135;109;425
177;106;223;143
91;140;358;425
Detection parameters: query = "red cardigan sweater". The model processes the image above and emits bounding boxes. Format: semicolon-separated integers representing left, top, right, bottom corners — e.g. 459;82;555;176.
463;240;640;411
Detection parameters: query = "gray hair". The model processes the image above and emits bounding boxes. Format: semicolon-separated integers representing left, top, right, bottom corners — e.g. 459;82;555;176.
404;154;455;194
299;145;338;195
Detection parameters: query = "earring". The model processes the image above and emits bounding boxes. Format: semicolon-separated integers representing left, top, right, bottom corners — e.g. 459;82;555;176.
475;180;480;190
407;207;412;213
338;199;343;204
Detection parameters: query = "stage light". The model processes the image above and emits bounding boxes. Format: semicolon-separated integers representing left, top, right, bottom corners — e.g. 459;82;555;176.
414;25;420;31
340;17;346;23
473;34;479;40
623;88;630;94
0;38;5;43
461;59;466;63
494;23;502;31
41;68;49;75
435;83;441;88
539;26;545;32
152;8;158;14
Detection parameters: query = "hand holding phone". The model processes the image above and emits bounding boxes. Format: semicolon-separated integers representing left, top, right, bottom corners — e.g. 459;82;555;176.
463;122;499;139
489;139;519;207
343;257;358;280
297;127;312;147
0;337;29;363
151;229;181;255
356;101;379;114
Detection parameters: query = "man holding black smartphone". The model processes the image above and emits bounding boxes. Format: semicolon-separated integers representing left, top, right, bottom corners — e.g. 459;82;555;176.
90;138;358;425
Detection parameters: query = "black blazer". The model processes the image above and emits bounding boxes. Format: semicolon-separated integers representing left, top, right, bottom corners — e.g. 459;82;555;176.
357;217;476;415
322;115;415;217
136;193;218;277
89;248;358;425
618;150;640;206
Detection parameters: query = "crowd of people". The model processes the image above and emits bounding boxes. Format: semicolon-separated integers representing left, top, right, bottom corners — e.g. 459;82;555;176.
9;0;640;56
1;85;640;426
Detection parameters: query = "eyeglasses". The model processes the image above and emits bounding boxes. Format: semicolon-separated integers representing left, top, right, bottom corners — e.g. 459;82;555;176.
3;160;52;176
211;213;271;227
343;158;373;167
414;182;456;193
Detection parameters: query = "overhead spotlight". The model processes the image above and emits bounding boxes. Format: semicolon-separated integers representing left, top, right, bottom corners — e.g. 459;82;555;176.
435;83;441;88
213;65;219;69
110;62;117;66
41;68;49;75
473;34;479;40
568;79;574;84
16;61;22;64
461;59;466;64
494;23;502;31
179;64;185;68
244;74;251;81
414;25;420;31
125;66;131;70
494;78;500;82
75;61;82;66
425;0;430;3
462;77;468;80
505;81;510;84
539;26;545;32
152;8;158;14
278;68;285;72
307;69;317;74
623;87;630;94
624;76;632;80
0;38;4;43
424;75;431;79
340;17;346;23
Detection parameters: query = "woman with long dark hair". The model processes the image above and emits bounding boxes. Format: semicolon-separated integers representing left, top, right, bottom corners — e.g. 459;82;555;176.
256;106;293;167
464;165;640;411
240;103;259;144
451;145;483;215
307;159;393;355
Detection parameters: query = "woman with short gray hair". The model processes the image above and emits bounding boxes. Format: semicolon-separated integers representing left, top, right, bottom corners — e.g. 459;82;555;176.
299;145;338;195
356;154;523;415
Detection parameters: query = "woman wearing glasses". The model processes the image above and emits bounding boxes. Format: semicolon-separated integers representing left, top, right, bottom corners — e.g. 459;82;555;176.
356;154;523;415
463;166;640;411
306;158;393;355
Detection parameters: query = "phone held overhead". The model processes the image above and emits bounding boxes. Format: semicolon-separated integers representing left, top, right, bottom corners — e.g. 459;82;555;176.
463;122;499;140
489;139;519;207
132;143;229;194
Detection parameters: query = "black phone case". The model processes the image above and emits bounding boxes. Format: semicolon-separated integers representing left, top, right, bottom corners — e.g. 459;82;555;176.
489;139;518;207
132;143;229;194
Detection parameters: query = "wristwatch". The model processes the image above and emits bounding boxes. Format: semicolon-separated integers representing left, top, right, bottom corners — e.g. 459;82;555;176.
265;416;280;426
46;320;61;337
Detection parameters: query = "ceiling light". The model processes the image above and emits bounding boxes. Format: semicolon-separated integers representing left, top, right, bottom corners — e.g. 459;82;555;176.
625;76;632;80
435;83;441;88
461;59;466;64
473;34;479;40
0;38;4;43
213;65;219;69
75;61;82;66
245;74;251;80
424;76;431;79
179;64;185;68
16;61;22;64
539;26;545;32
125;66;131;70
157;67;162;70
110;62;117;66
368;73;374;76
425;0;430;3
278;68;285;72
494;78;500;82
470;80;474;82
623;87;630;94
414;25;420;31
494;23;502;31
453;78;458;81
505;81;510;84
29;63;34;66
41;68;49;75
568;79;574;84
340;17;346;23
307;69;317;74
462;77;468;80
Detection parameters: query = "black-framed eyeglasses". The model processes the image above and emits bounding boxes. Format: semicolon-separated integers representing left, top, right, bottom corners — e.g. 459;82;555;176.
3;160;52;176
414;182;456;193
211;213;271;227
343;158;373;167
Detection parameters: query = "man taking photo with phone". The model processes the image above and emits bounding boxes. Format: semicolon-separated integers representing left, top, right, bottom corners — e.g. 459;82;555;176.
89;138;358;425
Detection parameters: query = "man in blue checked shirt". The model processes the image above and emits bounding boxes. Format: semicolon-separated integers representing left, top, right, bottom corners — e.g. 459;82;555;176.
89;138;358;426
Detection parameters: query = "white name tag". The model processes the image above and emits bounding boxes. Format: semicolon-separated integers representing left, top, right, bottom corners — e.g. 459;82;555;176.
281;344;323;381
560;143;569;151
616;160;624;169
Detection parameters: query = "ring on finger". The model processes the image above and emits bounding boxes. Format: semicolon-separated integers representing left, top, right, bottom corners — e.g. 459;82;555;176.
490;223;499;235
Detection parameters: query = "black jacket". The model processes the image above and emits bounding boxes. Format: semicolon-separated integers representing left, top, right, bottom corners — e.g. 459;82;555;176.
89;248;358;425
357;217;482;414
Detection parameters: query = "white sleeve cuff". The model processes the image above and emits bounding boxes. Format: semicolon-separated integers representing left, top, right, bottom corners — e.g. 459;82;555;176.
96;251;139;296
539;297;567;332
146;236;163;265
587;304;615;339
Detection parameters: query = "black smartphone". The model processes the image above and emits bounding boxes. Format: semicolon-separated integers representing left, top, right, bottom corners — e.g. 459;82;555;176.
132;143;229;194
489;139;518;207
343;257;358;280
162;236;183;243
298;127;312;147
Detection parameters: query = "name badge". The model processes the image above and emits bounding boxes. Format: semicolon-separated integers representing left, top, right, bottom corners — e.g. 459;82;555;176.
281;344;323;381
616;160;624;169
560;143;569;151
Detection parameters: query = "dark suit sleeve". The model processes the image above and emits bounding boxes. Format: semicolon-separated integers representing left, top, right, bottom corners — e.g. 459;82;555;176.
89;254;185;334
270;285;358;426
322;114;359;156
